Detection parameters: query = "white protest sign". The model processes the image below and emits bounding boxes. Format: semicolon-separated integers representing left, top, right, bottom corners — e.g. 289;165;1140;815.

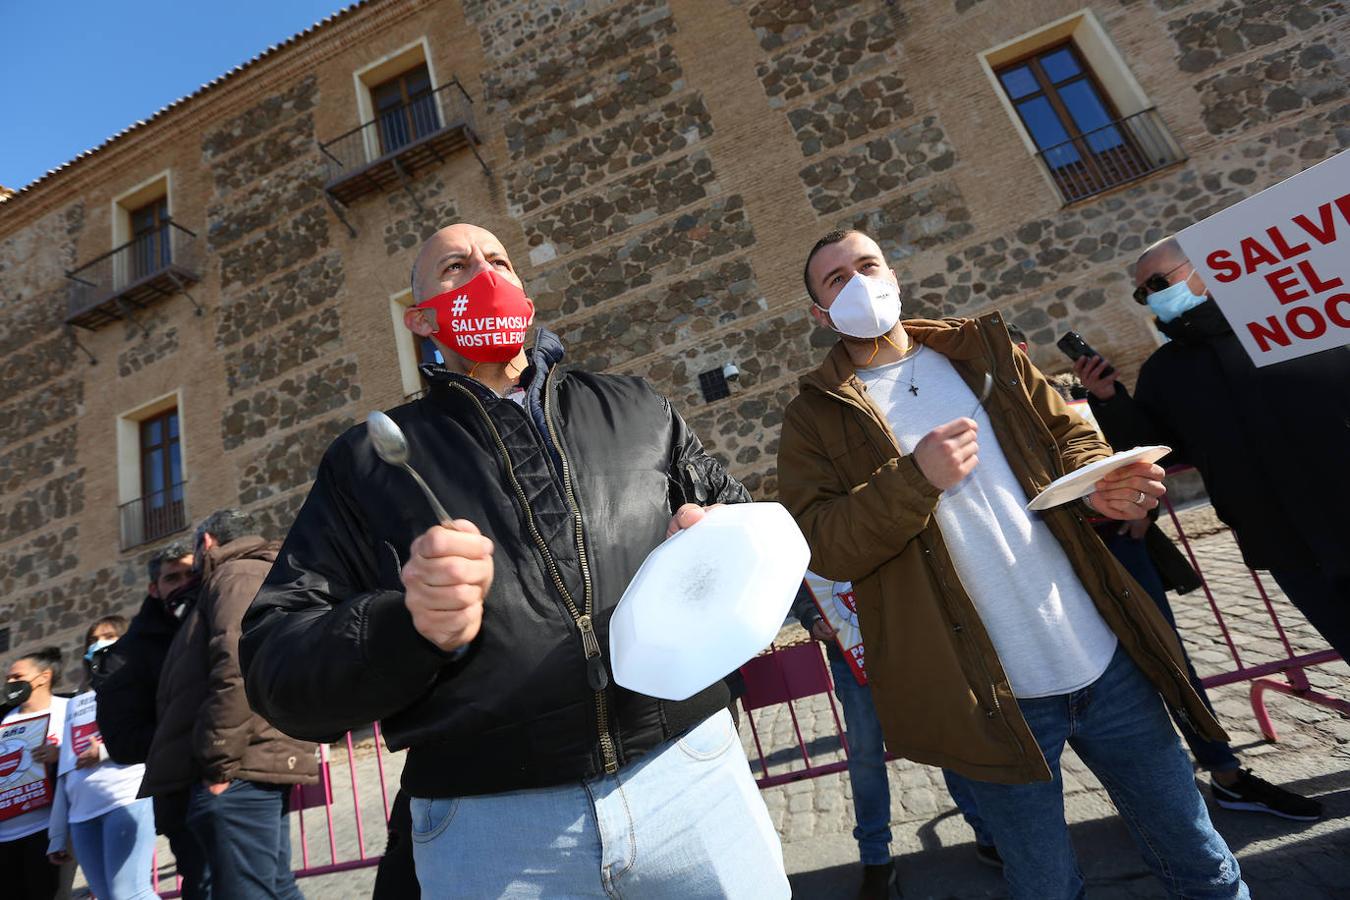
58;692;99;776
803;572;866;686
0;713;53;822
1176;149;1350;367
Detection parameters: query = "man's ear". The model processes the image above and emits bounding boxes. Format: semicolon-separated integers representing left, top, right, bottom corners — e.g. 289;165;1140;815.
404;306;438;336
809;302;832;330
523;297;536;325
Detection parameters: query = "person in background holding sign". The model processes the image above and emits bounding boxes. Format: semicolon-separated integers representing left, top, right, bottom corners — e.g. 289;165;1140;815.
1078;235;1350;663
1;648;68;900
779;229;1248;900
46;616;157;900
241;223;788;898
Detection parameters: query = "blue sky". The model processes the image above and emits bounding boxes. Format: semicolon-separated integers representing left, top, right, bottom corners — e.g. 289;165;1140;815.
0;0;356;190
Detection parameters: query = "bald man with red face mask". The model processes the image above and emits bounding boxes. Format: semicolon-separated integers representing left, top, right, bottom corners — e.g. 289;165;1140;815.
241;224;790;898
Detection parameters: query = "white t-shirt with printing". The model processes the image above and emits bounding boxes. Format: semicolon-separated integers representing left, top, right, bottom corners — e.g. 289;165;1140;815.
856;347;1117;698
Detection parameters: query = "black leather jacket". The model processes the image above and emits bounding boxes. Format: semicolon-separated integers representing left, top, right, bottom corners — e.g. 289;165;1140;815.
241;331;749;798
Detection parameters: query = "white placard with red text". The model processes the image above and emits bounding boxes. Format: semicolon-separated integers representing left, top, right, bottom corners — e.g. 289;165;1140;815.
0;713;53;822
803;572;867;685
1176;149;1350;367
59;692;100;776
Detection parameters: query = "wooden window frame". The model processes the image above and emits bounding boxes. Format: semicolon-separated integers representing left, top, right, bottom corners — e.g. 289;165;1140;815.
995;39;1151;199
371;63;439;155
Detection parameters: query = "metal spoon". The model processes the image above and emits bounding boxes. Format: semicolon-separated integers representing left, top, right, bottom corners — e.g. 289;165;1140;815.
969;372;994;418
366;411;453;526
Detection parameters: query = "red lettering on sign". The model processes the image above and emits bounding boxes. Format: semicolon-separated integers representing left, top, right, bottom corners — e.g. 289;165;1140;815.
1207;249;1241;283
1240;236;1281;274
1296;258;1344;294
1287;307;1326;340
1293;202;1339;245
1248;317;1290;352
1265;267;1308;305
1327;293;1350;328
1266;225;1311;259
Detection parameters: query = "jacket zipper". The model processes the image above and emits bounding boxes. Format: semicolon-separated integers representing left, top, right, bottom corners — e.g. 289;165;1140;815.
542;366;617;773
449;381;619;775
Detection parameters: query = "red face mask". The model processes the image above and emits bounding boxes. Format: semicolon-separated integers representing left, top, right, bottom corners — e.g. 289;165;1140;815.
417;269;535;363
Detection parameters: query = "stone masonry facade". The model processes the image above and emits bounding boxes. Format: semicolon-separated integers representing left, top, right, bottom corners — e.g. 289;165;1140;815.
0;0;1346;668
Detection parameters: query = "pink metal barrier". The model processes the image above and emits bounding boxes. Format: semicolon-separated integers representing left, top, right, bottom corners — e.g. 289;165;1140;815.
144;488;1345;892
153;723;397;896
1160;466;1349;739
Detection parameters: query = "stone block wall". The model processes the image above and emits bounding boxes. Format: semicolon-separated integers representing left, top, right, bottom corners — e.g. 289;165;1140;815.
1;0;1347;664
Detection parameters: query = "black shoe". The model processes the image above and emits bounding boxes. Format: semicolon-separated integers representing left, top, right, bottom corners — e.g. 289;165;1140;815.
858;860;900;899
975;842;1003;869
1211;769;1323;821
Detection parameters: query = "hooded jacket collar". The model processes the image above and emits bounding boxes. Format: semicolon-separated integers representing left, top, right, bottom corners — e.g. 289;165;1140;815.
801;316;995;396
1155;298;1233;345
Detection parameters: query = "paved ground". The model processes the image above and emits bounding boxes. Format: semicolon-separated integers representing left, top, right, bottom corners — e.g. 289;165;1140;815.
108;502;1346;898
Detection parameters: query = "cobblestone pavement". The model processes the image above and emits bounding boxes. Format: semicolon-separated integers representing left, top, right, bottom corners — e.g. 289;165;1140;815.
115;504;1346;899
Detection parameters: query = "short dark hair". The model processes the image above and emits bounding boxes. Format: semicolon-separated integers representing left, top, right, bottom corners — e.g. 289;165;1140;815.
802;229;856;304
195;508;258;550
1006;322;1028;345
148;539;193;582
17;646;63;689
84;615;129;648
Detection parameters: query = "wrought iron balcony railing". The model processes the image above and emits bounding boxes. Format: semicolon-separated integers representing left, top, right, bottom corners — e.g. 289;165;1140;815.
119;481;189;550
1034;108;1184;205
319;79;486;207
65;221;202;329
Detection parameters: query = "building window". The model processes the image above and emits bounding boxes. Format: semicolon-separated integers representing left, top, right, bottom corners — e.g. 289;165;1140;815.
372;64;441;155
129;196;172;281
117;394;189;551
981;11;1183;204
137;408;186;544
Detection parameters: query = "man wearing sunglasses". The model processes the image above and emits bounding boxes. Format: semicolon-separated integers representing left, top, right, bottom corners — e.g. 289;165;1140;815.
1076;235;1350;667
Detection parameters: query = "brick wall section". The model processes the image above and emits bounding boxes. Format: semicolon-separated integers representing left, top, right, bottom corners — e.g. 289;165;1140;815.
1169;0;1344;74
221;357;362;450
530;196;756;317
2;0;1349;663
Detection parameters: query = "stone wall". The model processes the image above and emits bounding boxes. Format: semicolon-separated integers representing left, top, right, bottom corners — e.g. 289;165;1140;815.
2;0;1348;663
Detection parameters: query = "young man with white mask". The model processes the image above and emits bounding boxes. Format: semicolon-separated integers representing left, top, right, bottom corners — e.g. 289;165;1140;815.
777;230;1248;899
1077;235;1350;663
241;223;789;898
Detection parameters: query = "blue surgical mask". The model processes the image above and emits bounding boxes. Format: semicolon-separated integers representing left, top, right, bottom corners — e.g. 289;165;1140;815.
1146;277;1206;323
84;637;116;663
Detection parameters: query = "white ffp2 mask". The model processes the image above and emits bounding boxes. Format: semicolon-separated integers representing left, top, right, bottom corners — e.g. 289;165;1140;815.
823;273;901;339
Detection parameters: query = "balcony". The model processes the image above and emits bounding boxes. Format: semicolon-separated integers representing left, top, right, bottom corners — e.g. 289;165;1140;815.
1035;108;1184;205
119;481;188;551
319;79;487;209
65;221;202;330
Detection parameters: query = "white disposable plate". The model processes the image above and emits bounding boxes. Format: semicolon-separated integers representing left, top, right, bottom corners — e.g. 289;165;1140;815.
1026;445;1172;511
609;502;810;701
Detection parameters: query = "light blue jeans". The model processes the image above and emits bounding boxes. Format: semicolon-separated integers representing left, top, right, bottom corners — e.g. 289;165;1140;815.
69;798;158;900
410;709;788;899
827;650;893;865
943;646;1247;900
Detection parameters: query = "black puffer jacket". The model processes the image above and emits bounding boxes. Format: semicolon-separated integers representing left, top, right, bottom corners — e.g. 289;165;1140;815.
95;593;181;765
1090;300;1350;574
241;331;750;798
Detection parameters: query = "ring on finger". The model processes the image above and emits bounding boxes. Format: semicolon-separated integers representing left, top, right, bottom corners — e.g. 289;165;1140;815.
1134;490;1146;505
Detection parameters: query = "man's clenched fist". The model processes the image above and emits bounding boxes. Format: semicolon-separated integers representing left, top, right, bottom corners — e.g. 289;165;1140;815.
913;418;979;491
402;520;494;653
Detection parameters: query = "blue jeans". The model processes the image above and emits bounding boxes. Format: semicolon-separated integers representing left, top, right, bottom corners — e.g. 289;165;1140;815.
186;781;303;900
70;798;158;900
827;650;893;865
410;709;787;898
1105;532;1240;774
944;646;1247;900
940;769;994;846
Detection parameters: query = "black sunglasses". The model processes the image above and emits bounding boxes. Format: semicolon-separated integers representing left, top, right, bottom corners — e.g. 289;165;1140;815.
1132;261;1190;304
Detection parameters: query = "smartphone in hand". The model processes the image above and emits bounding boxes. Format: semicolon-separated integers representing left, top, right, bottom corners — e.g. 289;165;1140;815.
1056;331;1115;377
